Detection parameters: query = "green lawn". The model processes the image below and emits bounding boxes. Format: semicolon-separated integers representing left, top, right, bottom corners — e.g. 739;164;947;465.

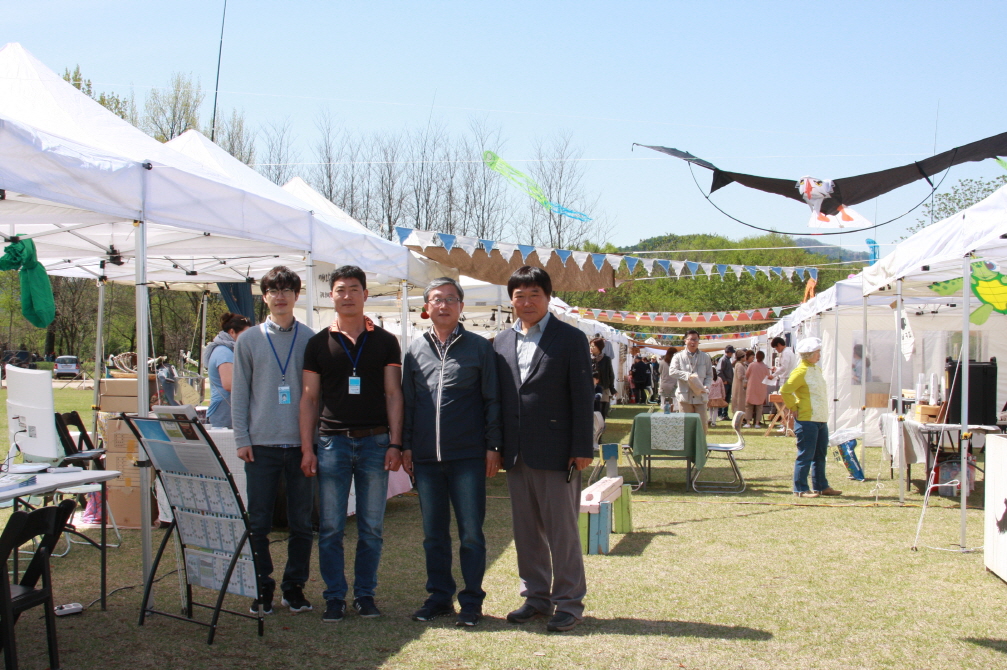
2;390;1005;669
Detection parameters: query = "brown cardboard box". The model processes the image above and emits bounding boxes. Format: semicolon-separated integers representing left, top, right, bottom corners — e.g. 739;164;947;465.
98;395;142;413
105;452;140;487
866;393;889;409
915;404;941;424
106;485;154;529
99;377;157;396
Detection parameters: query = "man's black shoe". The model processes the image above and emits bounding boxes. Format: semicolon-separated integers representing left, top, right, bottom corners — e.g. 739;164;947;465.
506;603;546;624
322;599;346;623
456;604;482;627
353;596;382;618
412;600;455;622
546;611;580;632
281;587;313;613
249;583;274;615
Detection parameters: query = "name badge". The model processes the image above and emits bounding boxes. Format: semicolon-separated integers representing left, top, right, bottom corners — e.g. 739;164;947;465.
348;376;361;395
278;385;291;405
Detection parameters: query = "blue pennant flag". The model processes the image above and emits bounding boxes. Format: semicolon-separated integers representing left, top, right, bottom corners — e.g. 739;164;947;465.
716;264;728;279
625;256;640;274
655;259;672;275
685;261;699;276
744;265;758;278
480;239;495;254
795;267;806;281
438;233;457;252
555;249;573;265
395;227;413;245
809;268;819;281
517;245;536;262
770;266;782;278
591;253;607;271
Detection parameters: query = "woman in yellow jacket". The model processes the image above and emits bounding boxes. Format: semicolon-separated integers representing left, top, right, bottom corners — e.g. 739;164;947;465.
780;337;842;499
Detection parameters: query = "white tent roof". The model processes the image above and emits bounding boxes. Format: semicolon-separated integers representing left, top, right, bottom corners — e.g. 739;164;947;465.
0;43;446;289
862;183;1007;297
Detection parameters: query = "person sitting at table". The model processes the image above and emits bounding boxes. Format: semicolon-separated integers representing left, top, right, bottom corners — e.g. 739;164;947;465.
205;312;252;428
666;331;713;435
745;350;770;428
781;337;842;498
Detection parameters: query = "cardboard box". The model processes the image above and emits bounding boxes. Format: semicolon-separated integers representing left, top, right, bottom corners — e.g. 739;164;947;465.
98;395;142;413
915;404;941;423
105;452;140;487
106;485;155;529
866;393;889;409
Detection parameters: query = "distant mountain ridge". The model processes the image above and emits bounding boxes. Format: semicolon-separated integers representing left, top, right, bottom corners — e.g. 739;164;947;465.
793;238;869;262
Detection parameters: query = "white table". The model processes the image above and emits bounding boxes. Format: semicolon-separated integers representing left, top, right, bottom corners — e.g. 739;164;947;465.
2;469;121;610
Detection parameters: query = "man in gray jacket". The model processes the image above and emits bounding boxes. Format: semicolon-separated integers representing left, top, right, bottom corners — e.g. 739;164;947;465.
402;277;502;627
667;330;714;434
232;266;314;616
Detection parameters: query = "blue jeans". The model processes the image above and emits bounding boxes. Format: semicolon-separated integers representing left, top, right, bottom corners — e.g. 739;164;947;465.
413;457;487;608
244;445;314;594
793;420;830;493
316;432;390;602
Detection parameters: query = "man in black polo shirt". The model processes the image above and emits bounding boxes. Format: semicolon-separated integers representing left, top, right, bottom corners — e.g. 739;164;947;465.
299;265;404;623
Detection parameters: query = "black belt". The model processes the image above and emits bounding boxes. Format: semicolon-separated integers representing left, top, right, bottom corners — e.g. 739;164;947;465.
329;426;388;438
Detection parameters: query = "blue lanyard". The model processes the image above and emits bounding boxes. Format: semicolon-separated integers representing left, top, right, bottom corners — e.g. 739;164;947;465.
336;331;368;376
264;321;299;384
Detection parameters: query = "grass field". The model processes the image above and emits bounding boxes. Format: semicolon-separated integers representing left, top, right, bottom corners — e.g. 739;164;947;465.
2;390;1006;669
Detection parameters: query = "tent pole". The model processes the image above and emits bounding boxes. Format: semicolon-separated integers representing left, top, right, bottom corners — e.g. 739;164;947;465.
895;278;906;503
136;167;153;602
305;252;315;330
198;290;208;377
400;280;409;361
92;277;106;435
861;291;868;466
832;306;840;433
960;255;971;549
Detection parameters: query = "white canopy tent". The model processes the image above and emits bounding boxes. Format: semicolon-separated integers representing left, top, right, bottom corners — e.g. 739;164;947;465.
0;41;448;591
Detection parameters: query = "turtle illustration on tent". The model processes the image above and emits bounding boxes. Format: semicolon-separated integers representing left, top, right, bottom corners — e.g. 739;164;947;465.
928;260;1007;325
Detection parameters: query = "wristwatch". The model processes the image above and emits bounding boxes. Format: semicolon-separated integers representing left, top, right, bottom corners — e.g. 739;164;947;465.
388;444;403;451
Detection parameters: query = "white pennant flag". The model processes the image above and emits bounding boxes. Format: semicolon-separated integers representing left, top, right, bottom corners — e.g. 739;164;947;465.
414;231;438;250
732;264;744;281
570;251;591;268
495;243;518;260
641;258;656;274
455;235;479;256
534;247;554;263
671;261;685;276
606;254;623;270
700;263;715;279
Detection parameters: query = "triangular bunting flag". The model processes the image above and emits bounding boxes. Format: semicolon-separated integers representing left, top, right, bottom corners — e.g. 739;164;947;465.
535;247;553;263
480;239;495;254
590;253;607;271
758;266;772;279
744;266;758;278
395;226;413;245
571;251;590;268
516;244;536;262
700;263;715;279
732;264;744;280
438;233;457;252
717;311;727;320
672;260;685;276
496;242;518;260
641;258;656;274
592;309;601;319
795;267;806;281
456;235;478;255
555;249;573;265
783;266;795;279
702;312;713;320
770;266;783;278
625;256;640;274
772;307;782;317
655;259;672;275
809;268;819;281
415;230;438;250
716;264;728;279
685;261;699;276
606;254;623;270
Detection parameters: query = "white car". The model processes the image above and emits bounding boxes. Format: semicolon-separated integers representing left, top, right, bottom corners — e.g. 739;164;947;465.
54;356;81;379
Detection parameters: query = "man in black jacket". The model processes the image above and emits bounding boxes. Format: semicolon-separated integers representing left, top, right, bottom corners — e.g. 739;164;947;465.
493;266;594;632
402;277;502;627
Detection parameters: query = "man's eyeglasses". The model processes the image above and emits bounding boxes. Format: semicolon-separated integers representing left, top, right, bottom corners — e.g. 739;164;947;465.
428;297;460;306
266;288;296;298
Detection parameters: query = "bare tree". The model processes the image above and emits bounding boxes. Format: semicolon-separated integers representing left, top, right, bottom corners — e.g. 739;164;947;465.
405;124;449;232
517;132;607;249
373;132;406;239
143;72;203;142
215;108;256;165
258;118;300;185
460;120;510;240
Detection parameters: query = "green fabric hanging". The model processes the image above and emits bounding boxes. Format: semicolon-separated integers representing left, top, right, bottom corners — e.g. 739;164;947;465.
0;238;55;328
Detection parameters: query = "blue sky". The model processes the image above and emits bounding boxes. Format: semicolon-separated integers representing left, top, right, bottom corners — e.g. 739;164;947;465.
6;1;1006;251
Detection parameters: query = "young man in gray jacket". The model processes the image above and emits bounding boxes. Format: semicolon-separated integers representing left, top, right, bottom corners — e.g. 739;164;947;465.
232;266;314;616
401;277;502;627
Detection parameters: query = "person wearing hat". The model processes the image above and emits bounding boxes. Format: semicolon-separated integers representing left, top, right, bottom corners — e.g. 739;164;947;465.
718;346;735;419
780;337;842;498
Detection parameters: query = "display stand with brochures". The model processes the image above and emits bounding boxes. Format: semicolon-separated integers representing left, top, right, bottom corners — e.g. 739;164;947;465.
124;405;263;644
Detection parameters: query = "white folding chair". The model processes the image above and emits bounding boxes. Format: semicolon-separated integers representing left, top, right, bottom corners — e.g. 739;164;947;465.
692;411;747;493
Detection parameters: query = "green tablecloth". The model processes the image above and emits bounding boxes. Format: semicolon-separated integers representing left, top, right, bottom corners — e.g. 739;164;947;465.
628;412;708;471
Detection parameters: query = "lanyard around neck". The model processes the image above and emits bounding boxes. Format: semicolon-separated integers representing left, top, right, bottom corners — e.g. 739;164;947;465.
336;331;368;376
263;321;299;384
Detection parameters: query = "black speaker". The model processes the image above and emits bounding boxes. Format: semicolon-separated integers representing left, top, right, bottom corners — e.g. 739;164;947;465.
945;357;997;425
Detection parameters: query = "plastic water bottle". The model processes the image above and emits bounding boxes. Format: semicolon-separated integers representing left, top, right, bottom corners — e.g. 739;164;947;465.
663;399;671;414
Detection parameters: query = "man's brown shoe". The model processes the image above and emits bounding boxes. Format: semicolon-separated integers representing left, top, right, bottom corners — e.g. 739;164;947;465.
820;488;843;496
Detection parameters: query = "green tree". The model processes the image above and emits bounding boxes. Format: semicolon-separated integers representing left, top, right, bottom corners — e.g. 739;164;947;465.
62;65;138;123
